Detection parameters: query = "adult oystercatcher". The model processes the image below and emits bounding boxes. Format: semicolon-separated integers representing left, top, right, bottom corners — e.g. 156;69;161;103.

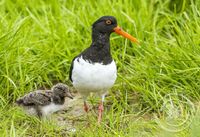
16;83;73;118
69;16;138;123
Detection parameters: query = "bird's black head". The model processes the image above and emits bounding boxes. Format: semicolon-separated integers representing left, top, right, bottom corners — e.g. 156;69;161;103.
92;16;117;34
52;83;73;99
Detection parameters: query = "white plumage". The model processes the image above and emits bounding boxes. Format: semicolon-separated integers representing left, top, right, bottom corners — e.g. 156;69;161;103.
71;56;117;98
41;103;65;116
24;102;65;116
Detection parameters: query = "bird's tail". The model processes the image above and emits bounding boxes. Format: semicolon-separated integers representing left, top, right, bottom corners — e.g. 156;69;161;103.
16;98;24;105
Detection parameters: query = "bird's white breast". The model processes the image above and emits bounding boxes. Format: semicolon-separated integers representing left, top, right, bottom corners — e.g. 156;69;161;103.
72;56;117;95
41;103;64;116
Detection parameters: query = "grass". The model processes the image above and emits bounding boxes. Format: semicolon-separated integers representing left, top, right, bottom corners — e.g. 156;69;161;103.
0;0;200;136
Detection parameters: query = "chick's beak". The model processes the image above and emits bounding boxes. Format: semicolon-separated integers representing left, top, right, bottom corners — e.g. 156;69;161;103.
65;92;73;99
113;26;139;44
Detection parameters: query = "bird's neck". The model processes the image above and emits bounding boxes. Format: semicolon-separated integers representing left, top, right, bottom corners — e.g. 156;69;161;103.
53;95;65;105
81;30;112;64
92;30;110;47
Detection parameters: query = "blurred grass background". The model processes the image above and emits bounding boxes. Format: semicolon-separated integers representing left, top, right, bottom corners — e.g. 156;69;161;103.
0;0;200;136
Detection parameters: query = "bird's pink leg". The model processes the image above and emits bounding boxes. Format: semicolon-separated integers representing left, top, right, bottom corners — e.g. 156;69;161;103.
98;94;105;123
84;101;89;112
97;101;104;123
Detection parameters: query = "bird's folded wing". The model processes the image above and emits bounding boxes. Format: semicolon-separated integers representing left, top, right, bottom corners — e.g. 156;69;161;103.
22;90;53;106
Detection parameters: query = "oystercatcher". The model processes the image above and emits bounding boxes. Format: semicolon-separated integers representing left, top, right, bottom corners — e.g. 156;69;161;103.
16;83;73;118
69;16;138;123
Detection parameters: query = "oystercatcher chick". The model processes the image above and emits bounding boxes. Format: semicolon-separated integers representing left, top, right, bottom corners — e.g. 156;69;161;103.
69;16;139;123
16;83;73;118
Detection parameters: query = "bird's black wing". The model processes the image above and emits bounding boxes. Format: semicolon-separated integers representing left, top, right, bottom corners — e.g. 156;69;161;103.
69;56;78;82
69;47;91;82
16;90;52;106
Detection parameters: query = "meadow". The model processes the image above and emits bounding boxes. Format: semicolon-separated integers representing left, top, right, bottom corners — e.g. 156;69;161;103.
0;0;200;136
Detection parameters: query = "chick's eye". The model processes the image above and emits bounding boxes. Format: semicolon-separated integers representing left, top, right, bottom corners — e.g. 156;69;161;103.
105;20;112;25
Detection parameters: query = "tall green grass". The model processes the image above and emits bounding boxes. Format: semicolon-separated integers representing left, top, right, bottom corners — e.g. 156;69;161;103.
0;0;200;136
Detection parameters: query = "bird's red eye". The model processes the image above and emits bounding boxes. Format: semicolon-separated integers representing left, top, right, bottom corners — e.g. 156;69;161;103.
105;20;112;25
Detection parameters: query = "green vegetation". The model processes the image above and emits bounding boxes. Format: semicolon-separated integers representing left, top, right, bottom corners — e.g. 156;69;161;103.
0;0;200;136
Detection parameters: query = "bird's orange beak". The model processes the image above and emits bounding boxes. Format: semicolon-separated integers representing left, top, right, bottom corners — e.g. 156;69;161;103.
113;26;139;44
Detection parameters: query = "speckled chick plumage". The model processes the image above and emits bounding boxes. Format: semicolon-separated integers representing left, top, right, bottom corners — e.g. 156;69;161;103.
16;83;73;118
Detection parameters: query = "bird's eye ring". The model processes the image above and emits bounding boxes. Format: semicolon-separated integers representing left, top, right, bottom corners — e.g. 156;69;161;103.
105;20;112;25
